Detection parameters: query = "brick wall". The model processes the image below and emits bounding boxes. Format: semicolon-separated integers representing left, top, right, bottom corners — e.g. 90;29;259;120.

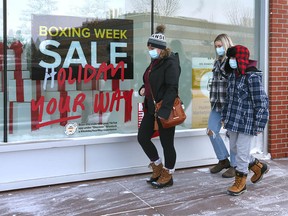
269;0;288;158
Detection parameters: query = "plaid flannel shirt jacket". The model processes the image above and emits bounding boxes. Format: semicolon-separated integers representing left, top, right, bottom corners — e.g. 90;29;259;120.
222;70;269;136
209;58;228;112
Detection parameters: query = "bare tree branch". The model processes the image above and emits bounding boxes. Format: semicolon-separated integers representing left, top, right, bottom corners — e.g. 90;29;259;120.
130;0;180;16
225;0;253;27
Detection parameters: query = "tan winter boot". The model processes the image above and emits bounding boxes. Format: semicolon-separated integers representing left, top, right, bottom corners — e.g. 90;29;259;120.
146;161;163;184
151;167;173;188
227;170;247;196
210;158;230;173
249;158;269;184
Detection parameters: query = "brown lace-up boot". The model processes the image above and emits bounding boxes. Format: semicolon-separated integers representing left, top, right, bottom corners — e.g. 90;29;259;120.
227;170;247;196
248;158;269;183
151;167;173;188
210;158;230;173
146;162;163;184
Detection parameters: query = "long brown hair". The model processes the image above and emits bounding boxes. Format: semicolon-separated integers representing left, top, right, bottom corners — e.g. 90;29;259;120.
160;48;171;58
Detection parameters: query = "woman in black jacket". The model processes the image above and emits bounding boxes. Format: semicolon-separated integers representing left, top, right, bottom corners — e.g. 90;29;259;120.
138;24;181;188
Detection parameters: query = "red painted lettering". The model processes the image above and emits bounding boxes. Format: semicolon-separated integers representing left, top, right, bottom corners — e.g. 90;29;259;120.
93;92;110;113
31;94;84;128
96;61;125;81
58;68;66;86
77;65;83;83
110;89;124;111
55;62;125;85
73;93;86;112
84;64;97;83
31;96;45;122
67;67;76;84
106;61;125;81
59;94;71;113
123;90;133;122
47;98;57;114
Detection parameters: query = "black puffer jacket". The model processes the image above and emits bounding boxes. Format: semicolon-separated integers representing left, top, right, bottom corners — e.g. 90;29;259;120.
139;52;181;119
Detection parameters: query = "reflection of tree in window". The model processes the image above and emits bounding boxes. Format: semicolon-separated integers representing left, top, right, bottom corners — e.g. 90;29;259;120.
20;0;58;34
224;0;254;50
27;0;58;14
225;0;254;27
130;0;180;16
74;0;107;18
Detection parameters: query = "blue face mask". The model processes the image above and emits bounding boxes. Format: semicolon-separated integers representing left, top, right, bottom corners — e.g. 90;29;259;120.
229;59;238;69
216;46;225;56
148;49;159;59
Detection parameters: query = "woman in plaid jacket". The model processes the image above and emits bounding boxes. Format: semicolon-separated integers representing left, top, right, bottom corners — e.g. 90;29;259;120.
207;34;236;178
222;45;269;196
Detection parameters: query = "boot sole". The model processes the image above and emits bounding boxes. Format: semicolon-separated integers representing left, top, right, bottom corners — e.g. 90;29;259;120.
146;177;160;184
222;174;235;178
152;183;173;189
210;166;230;174
227;188;247;196
210;165;231;174
151;179;173;189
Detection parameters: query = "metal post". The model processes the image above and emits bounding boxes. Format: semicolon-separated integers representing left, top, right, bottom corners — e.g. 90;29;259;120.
3;0;8;142
151;0;154;34
262;0;270;156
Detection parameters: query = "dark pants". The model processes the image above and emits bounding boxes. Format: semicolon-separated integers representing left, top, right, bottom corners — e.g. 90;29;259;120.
137;112;176;169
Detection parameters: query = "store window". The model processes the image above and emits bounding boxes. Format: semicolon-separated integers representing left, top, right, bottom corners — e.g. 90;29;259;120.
154;0;256;129
1;0;258;142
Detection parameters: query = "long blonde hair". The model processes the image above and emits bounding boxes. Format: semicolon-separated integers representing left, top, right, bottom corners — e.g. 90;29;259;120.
214;33;234;61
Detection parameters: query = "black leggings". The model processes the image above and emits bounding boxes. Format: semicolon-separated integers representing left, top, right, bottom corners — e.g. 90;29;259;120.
137;112;176;169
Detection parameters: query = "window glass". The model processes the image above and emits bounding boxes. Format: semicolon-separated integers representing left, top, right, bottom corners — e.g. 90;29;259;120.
1;0;256;142
0;1;3;142
154;0;256;129
2;0;151;142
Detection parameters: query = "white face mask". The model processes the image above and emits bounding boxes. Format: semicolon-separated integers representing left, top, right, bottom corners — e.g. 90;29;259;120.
216;46;225;56
229;59;238;69
148;49;159;59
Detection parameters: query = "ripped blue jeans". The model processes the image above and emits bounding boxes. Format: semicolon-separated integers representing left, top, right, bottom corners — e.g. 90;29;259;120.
207;108;236;167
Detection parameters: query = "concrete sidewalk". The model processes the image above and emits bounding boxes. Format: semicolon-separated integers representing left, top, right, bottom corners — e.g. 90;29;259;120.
0;158;287;216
